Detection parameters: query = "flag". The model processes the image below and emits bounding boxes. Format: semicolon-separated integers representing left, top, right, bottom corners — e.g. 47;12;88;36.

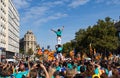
38;49;42;55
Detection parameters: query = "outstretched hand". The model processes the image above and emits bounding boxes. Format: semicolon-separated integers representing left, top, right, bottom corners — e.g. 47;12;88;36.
62;26;64;30
39;63;50;78
40;63;45;69
51;29;56;32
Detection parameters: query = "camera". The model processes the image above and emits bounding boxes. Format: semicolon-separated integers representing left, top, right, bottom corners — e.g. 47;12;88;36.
26;57;29;61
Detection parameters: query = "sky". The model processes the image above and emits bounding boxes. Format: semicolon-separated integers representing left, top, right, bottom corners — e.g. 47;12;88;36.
12;0;120;50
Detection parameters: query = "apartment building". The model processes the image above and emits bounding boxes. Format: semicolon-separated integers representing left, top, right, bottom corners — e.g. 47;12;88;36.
0;0;20;61
19;30;37;55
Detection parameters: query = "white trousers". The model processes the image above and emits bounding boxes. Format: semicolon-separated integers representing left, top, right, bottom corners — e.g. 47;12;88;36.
57;37;61;45
56;53;63;60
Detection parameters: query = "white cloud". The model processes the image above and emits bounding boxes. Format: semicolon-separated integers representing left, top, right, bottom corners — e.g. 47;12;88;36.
20;0;68;26
68;0;90;8
13;0;30;9
96;0;105;3
95;0;120;5
34;13;68;25
21;6;49;26
107;0;120;5
42;1;64;6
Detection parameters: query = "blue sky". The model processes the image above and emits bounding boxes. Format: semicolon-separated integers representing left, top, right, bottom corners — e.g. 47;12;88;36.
13;0;120;50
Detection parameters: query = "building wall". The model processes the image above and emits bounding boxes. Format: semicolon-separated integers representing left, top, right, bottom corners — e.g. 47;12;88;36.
0;0;19;61
7;0;19;53
24;30;36;54
0;0;8;61
0;0;7;49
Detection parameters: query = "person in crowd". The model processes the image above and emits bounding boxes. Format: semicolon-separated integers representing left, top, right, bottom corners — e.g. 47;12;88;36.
0;53;120;78
56;44;63;61
27;62;49;78
12;60;30;78
75;65;86;78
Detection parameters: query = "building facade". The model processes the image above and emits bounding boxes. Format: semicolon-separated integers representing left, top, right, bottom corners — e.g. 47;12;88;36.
23;30;37;54
0;0;19;61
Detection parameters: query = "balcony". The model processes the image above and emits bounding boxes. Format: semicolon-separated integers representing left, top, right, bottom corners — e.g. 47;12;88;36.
1;39;6;44
0;31;6;37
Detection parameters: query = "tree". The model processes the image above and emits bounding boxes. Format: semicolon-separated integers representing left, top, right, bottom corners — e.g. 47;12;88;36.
115;21;120;55
27;48;34;56
63;42;72;57
19;49;24;54
63;17;119;57
75;17;119;55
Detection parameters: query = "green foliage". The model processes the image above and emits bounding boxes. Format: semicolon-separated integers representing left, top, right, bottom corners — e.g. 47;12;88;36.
63;42;72;53
19;49;24;54
27;48;34;56
35;53;41;58
76;17;118;52
63;17;119;55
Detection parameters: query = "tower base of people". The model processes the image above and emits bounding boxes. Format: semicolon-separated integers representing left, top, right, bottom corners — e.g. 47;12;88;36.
55;44;63;61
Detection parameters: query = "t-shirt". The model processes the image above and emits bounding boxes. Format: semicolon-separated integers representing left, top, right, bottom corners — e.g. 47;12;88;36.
56;66;61;71
12;70;29;78
57;47;63;53
55;30;62;37
61;67;66;72
105;68;109;75
67;63;73;70
77;66;81;72
108;70;112;77
94;67;99;75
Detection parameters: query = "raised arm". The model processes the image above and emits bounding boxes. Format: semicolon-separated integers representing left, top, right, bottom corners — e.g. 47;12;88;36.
61;26;64;31
40;63;50;78
27;58;31;70
51;29;56;33
3;59;8;69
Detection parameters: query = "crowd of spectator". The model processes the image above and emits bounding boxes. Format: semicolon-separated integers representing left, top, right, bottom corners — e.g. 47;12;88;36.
0;55;120;78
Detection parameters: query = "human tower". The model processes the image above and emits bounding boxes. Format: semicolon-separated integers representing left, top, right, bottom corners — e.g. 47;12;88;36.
51;26;64;60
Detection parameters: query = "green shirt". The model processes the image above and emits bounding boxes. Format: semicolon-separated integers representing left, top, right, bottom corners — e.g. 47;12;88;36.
67;63;73;70
56;66;61;71
55;30;62;37
12;70;29;78
57;47;63;52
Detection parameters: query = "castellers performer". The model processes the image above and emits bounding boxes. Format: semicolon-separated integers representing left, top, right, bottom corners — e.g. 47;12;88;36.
51;26;64;45
55;44;63;61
